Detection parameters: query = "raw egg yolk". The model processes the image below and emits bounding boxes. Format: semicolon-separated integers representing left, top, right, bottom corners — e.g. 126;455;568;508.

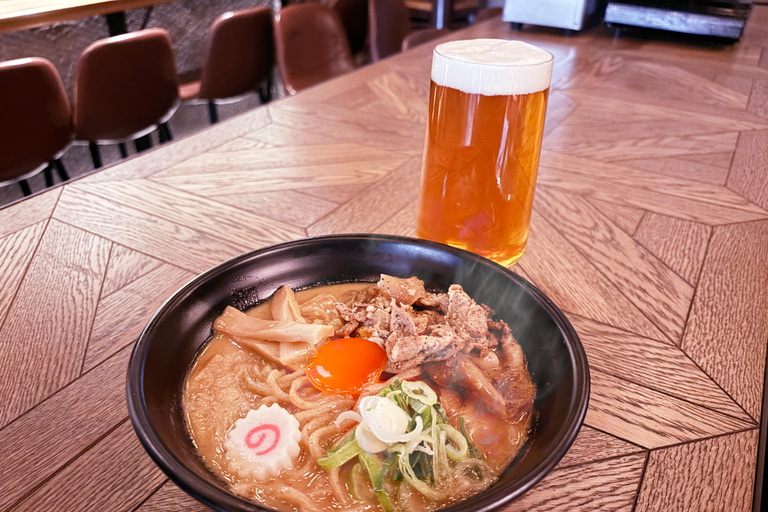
306;337;387;395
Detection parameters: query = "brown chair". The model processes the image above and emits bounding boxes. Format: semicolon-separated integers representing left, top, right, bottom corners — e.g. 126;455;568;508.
369;0;411;61
369;0;448;61
406;0;479;28
401;27;446;51
179;6;274;124
0;57;71;197
475;7;502;22
332;0;368;57
274;3;355;95
74;28;179;168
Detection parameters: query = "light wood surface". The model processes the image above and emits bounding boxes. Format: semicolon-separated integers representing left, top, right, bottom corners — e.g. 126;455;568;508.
0;0;173;34
2;9;768;512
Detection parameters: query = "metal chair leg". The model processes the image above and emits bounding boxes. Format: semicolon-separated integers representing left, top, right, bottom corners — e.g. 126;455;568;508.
208;100;219;124
135;135;152;153
118;142;128;158
19;179;31;196
43;164;54;187
53;159;69;182
259;78;272;103
158;122;173;143
89;142;103;168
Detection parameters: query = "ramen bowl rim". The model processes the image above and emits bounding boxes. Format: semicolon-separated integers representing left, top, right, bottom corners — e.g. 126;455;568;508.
126;233;590;512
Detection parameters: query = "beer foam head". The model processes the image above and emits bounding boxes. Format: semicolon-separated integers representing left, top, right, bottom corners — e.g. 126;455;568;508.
432;39;553;96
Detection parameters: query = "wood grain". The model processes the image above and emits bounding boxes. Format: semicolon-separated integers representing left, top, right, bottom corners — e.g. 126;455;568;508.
85;264;193;371
585;370;754;449
572;315;752;421
633;213;711;286
518;210;667;341
0;345;131;511
0;188;59;239
726;129;768;211
635;429;759;512
152;142;405;180
12;420;165;512
682;220;768;421
747;78;768;119
534;188;693;342
269;104;425;157
307;158;422;236
537;151;768;225
562;87;768;132
0;220;109;428
556;425;645;469
243;123;340;148
53;187;258;274
102;244;163;298
617;156;730;186
223;190;340;229
0;222;46;326
135;481;212;512
589;199;646;235
80;107;271;185
587;199;645;235
70;180;306;249
505;453;647;512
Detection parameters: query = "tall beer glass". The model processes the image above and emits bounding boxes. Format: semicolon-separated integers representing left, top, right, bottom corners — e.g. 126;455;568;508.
416;39;553;266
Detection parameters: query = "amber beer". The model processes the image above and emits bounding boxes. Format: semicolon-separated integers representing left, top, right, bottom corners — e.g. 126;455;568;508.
416;40;553;266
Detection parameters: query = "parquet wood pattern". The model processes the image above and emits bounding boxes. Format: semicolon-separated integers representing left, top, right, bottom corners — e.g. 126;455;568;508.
633;213;711;286
2;8;768;512
101;244;164;299
635;430;759;512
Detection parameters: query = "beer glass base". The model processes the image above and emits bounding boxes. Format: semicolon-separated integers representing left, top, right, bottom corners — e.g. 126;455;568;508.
417;231;526;267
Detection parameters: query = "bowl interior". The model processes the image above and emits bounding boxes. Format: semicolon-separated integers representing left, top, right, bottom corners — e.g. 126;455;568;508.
127;235;589;512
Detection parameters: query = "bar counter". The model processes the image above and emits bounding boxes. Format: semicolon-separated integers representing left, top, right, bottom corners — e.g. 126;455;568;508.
1;9;767;512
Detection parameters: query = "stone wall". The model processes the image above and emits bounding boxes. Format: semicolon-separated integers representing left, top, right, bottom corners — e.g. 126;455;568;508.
0;0;279;97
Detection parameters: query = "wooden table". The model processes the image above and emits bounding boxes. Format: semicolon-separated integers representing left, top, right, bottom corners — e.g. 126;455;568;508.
0;0;173;34
2;8;768;512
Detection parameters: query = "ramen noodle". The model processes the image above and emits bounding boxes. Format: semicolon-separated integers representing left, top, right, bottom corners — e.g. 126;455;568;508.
183;275;535;512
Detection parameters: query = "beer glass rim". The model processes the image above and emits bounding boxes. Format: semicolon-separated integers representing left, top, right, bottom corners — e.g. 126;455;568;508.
433;39;554;68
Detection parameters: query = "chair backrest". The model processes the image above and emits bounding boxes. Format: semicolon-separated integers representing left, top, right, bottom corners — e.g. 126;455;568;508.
475;7;502;22
369;0;411;62
74;28;179;142
274;3;355;95
401;28;445;51
198;6;274;100
333;0;368;56
0;57;72;182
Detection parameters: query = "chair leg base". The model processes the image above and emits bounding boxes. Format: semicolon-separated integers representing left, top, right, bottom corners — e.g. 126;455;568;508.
135;135;152;153
208;101;219;124
19;179;31;196
158;122;173;143
53;158;69;182
89;142;103;169
44;165;54;187
118;142;128;159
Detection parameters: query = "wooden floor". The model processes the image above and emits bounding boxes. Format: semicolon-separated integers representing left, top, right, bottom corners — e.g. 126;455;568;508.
1;7;768;512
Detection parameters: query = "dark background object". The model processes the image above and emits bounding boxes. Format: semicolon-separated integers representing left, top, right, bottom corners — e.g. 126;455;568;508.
127;235;590;512
604;0;751;39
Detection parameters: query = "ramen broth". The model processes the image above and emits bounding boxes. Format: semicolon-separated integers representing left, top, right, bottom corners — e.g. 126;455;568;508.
183;281;534;512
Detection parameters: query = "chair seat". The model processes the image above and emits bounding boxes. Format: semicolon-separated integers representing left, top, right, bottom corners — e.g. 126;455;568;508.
179;79;201;101
405;0;478;12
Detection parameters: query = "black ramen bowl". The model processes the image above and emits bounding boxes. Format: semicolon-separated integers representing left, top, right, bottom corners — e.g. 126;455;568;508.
127;234;589;512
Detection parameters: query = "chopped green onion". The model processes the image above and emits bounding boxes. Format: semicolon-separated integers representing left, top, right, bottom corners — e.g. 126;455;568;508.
359;452;394;512
402;380;438;405
318;436;362;470
440;424;468;461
